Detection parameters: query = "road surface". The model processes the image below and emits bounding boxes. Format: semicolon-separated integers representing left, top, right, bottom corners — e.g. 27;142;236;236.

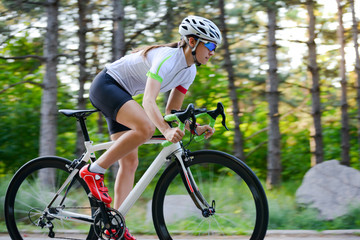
1;230;360;239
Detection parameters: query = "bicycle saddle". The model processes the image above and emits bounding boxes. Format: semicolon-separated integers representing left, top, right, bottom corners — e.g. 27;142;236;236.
59;109;99;118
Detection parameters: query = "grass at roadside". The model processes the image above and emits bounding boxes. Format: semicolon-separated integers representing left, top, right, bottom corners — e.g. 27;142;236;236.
1;175;360;235
266;181;360;230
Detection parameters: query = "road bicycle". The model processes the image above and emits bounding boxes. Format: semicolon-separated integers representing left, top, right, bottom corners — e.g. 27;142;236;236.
4;102;269;240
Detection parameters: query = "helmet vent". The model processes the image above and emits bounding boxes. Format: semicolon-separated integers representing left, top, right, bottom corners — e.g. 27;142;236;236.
210;29;220;39
199;21;205;26
192;19;197;24
198;27;207;35
182;26;188;30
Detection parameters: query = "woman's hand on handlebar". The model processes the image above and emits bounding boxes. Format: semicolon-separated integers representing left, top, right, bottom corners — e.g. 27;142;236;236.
195;125;215;139
163;127;185;143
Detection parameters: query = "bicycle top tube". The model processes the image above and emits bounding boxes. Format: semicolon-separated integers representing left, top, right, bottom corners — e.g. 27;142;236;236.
80;135;170;163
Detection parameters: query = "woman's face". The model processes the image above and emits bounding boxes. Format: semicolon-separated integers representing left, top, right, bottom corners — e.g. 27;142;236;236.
195;40;216;65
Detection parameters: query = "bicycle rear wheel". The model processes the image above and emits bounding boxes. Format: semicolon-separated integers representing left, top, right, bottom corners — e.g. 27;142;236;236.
152;150;268;240
4;156;97;240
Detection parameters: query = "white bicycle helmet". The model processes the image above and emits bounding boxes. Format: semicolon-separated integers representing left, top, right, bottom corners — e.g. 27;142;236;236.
179;16;222;45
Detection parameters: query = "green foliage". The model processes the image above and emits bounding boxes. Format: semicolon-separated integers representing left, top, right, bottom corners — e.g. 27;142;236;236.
56;88;79;159
1;0;44;15
0;34;78;174
0;36;43;175
184;63;233;153
0;175;11;231
281;130;312;181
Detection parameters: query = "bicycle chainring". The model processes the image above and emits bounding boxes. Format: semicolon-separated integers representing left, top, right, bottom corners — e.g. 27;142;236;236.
93;208;125;240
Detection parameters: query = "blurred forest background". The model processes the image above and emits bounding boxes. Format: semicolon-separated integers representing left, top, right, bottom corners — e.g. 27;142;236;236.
1;0;360;230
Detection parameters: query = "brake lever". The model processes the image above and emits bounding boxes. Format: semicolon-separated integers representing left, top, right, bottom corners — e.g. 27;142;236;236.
207;102;229;131
221;112;229;130
218;103;229;131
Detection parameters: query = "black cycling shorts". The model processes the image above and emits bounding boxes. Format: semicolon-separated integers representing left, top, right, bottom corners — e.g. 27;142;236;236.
89;69;133;135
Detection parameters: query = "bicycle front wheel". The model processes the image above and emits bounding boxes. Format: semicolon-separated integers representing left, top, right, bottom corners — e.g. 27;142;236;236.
152;150;268;240
4;156;97;240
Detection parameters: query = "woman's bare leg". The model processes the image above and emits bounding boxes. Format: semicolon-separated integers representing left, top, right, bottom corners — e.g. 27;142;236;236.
96;100;154;169
113;149;138;209
108;130;139;209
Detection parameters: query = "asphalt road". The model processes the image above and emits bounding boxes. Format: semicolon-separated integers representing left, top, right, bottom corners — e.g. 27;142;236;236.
1;230;360;239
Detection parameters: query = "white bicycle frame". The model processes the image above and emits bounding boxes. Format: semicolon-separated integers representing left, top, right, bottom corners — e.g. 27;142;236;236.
50;138;185;223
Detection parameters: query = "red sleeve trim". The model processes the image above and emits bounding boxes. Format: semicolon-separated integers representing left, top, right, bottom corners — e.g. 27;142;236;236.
176;85;187;94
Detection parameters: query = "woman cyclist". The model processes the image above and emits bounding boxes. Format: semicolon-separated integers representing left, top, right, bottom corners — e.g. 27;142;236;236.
79;15;222;239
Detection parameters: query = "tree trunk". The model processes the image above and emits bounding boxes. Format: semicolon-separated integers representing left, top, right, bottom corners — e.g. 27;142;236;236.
218;0;244;160
92;43;105;135
266;6;281;188
350;0;360;162
75;0;89;157
112;0;125;61
109;0;126;178
336;0;350;166
306;0;324;165
163;0;176;106
38;0;59;186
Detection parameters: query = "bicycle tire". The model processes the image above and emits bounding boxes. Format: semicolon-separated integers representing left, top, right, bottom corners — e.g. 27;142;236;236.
4;156;98;240
152;150;268;240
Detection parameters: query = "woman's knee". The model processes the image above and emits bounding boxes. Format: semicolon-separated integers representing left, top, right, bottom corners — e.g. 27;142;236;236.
136;120;155;140
115;100;155;140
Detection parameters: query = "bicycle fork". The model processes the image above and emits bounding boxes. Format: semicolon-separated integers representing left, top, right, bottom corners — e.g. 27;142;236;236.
174;150;216;218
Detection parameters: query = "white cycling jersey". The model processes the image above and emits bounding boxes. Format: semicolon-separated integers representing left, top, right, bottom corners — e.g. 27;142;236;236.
105;46;196;96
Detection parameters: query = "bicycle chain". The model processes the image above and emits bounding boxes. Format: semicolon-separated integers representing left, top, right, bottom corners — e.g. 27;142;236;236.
52;236;83;240
64;206;98;209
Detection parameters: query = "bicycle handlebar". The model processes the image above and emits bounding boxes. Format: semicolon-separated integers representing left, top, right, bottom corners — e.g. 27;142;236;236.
162;102;228;147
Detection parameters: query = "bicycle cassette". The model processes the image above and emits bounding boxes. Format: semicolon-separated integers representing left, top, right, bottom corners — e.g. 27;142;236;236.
93;208;125;240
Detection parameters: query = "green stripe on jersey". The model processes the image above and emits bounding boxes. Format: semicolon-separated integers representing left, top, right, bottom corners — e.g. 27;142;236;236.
146;55;172;84
146;71;163;83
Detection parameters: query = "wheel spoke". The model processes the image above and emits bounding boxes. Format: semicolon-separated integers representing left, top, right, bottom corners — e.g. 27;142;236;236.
152;151;268;239
5;157;97;240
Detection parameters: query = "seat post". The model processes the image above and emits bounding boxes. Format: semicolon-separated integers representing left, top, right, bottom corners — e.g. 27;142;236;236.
77;117;91;142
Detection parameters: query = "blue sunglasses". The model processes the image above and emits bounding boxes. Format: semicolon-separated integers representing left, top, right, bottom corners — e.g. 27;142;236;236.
197;38;217;52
